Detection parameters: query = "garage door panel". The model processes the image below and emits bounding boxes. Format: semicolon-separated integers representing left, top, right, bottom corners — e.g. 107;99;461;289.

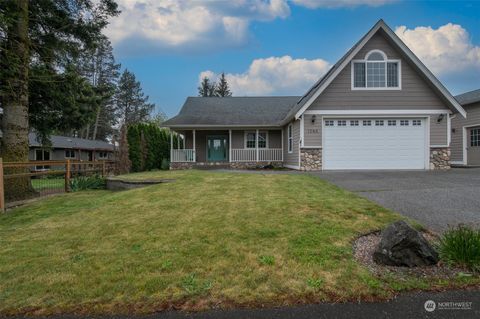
323;118;426;170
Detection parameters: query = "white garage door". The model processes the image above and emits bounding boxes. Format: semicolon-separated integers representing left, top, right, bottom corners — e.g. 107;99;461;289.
323;118;426;170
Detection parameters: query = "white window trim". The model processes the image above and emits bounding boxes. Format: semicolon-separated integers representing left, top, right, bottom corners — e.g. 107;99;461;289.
351;50;402;91
287;124;293;154
65;149;76;159
244;130;268;149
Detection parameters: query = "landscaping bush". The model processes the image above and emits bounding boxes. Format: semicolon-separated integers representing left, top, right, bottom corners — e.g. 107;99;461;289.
70;175;106;191
127;123;179;172
439;225;480;271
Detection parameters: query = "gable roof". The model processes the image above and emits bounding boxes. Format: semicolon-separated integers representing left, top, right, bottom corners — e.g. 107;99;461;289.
162;96;300;127
283;19;466;123
29;132;114;151
455;89;480;106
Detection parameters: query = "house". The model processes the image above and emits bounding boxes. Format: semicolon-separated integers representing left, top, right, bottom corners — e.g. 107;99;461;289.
28;132;115;162
163;20;466;171
451;89;480;166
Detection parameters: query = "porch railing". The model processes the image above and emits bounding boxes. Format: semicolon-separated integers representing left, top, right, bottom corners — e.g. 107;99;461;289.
231;148;282;162
171;149;195;162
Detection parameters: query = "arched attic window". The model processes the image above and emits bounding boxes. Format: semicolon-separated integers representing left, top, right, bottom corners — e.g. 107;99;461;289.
352;50;400;89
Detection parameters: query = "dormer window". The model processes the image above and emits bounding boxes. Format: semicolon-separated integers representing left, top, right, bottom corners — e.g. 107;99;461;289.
352;50;401;89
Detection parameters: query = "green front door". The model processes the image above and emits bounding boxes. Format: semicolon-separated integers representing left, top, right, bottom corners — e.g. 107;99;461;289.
207;135;228;161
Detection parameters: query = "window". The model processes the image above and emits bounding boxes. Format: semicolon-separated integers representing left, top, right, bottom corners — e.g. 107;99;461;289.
65;149;75;159
375;120;384;126
246;131;267;149
412;120;422;126
35;149;50;170
388;120;396;126
288;124;293;153
246;132;256;148
97;151;108;159
325;120;334;126
400;120;409;126
363;120;372;126
471;128;480;147
337;120;347;126
258;132;267;148
352;50;400;89
350;120;359;126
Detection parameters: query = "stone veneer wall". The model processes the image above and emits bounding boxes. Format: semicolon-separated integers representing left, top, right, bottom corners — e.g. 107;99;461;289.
300;148;322;171
430;147;451;170
170;161;282;170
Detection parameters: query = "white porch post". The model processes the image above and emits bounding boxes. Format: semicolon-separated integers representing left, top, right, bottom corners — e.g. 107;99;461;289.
281;128;284;161
170;130;173;161
193;129;196;162
255;129;259;162
229;129;232;163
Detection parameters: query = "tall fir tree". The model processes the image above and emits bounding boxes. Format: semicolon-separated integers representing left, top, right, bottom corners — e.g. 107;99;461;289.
115;69;155;125
77;36;121;141
198;77;216;97
0;0;118;198
214;72;232;97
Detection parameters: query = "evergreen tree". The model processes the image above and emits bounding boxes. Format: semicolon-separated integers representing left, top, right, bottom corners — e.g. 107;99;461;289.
78;36;121;141
214;72;232;97
115;69;155;125
198;77;216;97
0;0;119;197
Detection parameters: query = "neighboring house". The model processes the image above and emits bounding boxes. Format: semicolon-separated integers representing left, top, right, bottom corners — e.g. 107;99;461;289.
451;89;480;166
163;20;466;171
28;132;115;163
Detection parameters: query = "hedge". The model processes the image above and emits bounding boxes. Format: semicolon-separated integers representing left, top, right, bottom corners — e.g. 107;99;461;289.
127;123;180;172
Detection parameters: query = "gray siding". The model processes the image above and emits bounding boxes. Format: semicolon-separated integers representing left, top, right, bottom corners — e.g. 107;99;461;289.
308;32;450;110
283;120;300;167
430;115;448;146
183;129;281;162
28;148;113;161
303;114;322;147
451;102;480;162
268;130;282;148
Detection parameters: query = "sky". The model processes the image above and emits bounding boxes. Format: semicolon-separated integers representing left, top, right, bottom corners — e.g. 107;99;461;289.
104;0;480;118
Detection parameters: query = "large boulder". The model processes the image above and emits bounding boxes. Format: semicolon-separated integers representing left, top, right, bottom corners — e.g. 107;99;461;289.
373;221;439;267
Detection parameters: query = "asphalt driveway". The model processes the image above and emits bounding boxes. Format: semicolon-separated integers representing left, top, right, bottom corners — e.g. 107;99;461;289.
312;168;480;233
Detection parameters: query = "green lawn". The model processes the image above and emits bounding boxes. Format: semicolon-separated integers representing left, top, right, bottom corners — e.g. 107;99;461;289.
31;177;64;192
0;170;477;315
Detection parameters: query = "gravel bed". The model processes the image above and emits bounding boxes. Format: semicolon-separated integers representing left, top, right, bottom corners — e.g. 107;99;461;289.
353;231;470;279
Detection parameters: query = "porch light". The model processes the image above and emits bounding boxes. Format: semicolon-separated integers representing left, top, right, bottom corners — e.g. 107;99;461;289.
437;114;444;123
311;115;316;124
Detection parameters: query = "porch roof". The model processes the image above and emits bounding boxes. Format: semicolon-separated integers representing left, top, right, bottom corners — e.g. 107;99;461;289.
162;96;300;128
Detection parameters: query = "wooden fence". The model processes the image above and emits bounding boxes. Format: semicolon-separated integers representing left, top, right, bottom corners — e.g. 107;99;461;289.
0;159;117;212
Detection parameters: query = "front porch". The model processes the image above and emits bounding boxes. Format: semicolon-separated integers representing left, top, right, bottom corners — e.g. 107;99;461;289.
170;129;284;169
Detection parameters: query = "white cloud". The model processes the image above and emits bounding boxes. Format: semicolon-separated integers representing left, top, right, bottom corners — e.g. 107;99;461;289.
291;0;397;9
200;56;331;95
395;23;480;75
106;0;290;54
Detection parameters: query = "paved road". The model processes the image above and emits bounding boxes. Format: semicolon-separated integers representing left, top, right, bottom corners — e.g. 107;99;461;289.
313;168;480;233
15;289;479;319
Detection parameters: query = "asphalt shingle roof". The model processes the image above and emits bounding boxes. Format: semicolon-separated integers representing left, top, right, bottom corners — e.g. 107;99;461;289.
162;96;300;127
29;133;114;151
455;89;480;106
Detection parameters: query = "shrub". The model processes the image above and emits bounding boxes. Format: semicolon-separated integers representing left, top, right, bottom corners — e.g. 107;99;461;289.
161;158;170;170
439;225;480;271
127;123;178;172
70;175;106;192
